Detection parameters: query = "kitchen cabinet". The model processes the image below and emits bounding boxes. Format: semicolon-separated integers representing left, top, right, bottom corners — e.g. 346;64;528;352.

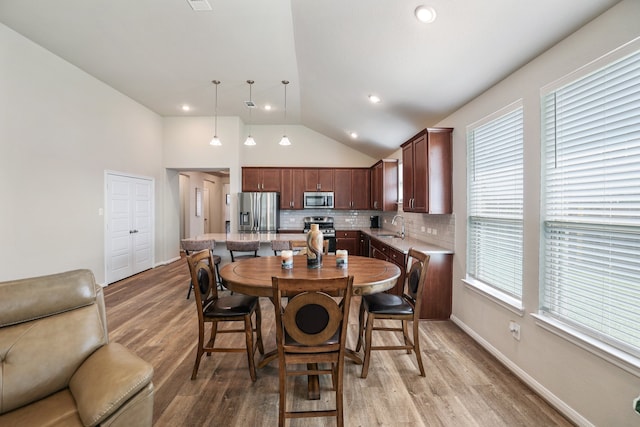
370;238;406;296
370;159;398;211
359;232;371;257
335;230;360;256
401;128;452;214
242;167;281;192
334;168;370;210
304;169;334;191
280;168;305;209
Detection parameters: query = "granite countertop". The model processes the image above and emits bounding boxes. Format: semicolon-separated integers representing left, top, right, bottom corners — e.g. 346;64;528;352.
361;229;454;255
193;230;453;255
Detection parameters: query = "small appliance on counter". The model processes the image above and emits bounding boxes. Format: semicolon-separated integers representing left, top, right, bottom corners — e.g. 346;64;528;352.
370;215;381;228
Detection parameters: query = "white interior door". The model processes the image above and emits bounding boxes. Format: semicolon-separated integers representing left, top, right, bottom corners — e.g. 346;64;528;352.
106;173;154;284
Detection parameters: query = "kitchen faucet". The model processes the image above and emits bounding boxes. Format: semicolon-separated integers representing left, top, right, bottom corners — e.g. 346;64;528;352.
391;214;405;239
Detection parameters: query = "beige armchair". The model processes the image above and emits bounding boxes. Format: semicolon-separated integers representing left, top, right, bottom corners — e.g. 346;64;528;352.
0;269;154;427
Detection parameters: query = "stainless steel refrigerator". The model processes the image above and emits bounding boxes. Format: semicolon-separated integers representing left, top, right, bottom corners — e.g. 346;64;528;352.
237;192;280;232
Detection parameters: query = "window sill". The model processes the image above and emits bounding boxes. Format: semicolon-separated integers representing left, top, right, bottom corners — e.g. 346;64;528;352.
531;312;640;378
462;278;524;316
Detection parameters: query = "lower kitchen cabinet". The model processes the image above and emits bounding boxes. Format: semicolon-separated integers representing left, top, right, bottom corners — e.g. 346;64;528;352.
335;230;360;256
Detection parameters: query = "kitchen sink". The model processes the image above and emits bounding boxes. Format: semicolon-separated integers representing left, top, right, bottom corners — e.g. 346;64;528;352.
375;233;401;239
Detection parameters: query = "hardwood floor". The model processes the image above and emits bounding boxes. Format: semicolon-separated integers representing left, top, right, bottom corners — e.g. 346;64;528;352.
104;259;572;426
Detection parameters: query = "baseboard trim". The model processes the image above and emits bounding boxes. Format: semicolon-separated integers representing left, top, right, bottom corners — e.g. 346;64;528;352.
154;256;181;267
450;315;593;427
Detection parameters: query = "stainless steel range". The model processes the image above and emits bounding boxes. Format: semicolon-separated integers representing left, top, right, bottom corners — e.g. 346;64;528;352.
303;216;335;237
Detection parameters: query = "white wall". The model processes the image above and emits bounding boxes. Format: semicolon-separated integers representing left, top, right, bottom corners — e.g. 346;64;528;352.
0;23;165;283
441;1;640;426
162;117;377;254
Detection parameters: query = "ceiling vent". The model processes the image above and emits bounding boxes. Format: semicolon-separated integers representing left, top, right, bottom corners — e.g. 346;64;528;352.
244;100;256;108
186;0;212;11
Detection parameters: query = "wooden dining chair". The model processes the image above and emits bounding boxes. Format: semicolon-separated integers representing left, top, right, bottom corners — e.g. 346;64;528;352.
181;238;221;298
186;249;264;381
226;240;260;262
290;239;329;256
271;275;354;427
356;248;430;379
271;240;292;256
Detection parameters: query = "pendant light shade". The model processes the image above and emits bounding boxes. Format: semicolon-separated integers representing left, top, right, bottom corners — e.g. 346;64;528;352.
210;80;222;146
244;80;256;146
279;80;291;146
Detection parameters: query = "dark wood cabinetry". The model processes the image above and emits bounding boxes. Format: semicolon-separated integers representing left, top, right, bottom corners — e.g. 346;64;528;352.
401;128;452;214
242;167;281;192
334;168;370;210
304;169;334;191
370;159;398;211
370;238;406;296
280;168;305;209
335;230;360;255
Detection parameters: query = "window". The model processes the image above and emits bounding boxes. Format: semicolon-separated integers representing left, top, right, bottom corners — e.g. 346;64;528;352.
467;104;524;301
541;46;640;357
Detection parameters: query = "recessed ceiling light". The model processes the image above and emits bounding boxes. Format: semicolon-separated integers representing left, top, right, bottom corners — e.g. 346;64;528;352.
264;104;272;111
181;104;191;112
415;6;437;23
368;95;381;104
350;132;358;139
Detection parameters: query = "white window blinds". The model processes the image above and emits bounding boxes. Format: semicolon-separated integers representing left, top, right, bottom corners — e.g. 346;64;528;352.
542;47;640;356
467;106;524;298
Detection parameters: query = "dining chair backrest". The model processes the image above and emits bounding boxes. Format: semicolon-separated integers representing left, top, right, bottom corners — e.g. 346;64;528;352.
290;239;329;255
181;238;215;254
226;240;260;262
186;249;219;308
403;248;430;316
271;240;292;256
271;275;354;426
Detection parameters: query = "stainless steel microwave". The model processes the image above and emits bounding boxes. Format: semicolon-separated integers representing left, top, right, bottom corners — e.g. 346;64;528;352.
303;191;334;209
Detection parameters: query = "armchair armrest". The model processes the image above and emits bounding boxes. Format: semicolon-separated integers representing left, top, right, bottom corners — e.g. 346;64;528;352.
69;343;153;426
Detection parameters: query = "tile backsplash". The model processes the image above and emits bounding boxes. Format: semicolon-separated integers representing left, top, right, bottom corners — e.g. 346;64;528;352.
279;209;454;251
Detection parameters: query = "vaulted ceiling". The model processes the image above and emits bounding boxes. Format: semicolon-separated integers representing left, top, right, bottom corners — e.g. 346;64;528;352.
0;0;620;158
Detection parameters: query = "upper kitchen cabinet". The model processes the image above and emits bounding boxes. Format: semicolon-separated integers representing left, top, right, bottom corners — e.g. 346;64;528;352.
304;169;334;191
401;128;453;214
370;159;398;211
280;168;305;209
334;168;370;210
242;167;281;192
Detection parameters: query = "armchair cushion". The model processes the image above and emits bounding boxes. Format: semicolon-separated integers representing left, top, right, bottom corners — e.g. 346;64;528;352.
70;343;154;426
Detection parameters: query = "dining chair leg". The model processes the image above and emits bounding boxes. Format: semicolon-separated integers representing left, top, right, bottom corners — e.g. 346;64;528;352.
254;303;264;355
191;322;206;380
361;313;375;379
244;314;257;382
186;280;193;299
356;300;366;352
336;362;344;427
278;358;287;427
413;320;426;376
403;319;412;354
206;321;218;355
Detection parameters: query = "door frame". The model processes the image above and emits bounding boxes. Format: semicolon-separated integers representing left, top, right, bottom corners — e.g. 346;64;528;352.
104;170;155;284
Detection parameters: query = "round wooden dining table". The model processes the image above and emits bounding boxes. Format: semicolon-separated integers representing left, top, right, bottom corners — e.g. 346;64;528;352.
219;254;401;399
219;254;401;297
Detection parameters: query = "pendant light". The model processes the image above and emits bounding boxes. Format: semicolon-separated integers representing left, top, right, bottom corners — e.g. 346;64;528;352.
279;80;291;146
244;80;256;146
210;80;222;146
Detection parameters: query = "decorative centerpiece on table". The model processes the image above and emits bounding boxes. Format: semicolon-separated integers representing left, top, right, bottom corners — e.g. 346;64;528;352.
306;223;323;268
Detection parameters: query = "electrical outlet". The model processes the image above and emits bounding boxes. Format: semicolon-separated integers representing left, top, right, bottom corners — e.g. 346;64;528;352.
509;321;521;341
421;226;425;232
432;229;438;235
634;396;640;415
427;228;432;234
